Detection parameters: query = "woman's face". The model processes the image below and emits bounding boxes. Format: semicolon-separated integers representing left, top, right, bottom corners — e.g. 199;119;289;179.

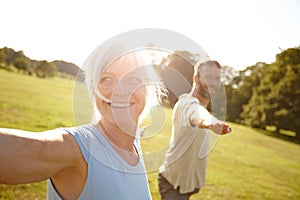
95;53;147;132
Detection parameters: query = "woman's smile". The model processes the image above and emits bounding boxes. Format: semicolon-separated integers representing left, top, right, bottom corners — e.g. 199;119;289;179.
109;102;133;108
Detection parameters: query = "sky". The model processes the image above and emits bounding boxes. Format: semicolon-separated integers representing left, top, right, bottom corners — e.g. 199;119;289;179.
1;0;299;70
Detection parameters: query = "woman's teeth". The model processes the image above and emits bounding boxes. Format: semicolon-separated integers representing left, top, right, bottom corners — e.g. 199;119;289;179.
110;102;132;108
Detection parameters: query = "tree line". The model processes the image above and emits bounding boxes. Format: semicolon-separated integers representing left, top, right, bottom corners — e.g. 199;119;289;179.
0;47;79;78
225;47;300;140
1;46;299;140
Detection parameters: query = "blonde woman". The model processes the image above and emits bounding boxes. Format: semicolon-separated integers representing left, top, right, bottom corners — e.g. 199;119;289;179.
0;42;166;200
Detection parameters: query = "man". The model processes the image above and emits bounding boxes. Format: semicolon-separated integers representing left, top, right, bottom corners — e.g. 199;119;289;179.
158;60;231;200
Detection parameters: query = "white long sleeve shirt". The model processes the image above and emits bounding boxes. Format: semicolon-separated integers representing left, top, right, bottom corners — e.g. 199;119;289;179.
159;92;212;194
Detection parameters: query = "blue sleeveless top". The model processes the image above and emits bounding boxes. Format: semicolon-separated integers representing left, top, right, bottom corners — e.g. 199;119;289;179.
46;124;152;200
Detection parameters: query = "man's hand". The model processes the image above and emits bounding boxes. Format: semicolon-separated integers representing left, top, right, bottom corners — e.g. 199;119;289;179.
198;122;231;135
194;105;232;135
209;123;231;135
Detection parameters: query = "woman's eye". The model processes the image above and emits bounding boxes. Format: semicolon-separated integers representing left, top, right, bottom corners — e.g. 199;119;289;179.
128;76;143;84
100;77;114;85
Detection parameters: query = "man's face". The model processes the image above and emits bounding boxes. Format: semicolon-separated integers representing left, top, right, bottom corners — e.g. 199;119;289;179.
195;64;221;98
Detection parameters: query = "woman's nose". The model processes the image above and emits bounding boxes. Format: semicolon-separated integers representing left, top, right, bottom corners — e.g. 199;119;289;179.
113;79;132;96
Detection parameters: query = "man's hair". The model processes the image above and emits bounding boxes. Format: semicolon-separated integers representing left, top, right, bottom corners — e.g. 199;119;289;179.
195;60;222;77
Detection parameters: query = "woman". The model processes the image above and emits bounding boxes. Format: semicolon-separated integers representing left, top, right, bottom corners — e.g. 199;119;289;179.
0;42;166;199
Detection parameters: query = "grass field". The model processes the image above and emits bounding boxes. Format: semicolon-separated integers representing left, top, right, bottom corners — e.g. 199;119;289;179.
0;69;300;200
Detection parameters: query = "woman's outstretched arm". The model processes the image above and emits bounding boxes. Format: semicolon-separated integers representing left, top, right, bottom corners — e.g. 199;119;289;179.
0;128;81;184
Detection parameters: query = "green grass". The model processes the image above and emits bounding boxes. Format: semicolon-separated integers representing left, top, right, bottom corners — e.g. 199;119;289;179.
1;69;300;200
0;69;74;131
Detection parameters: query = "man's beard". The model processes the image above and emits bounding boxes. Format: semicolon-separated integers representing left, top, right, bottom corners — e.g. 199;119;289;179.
196;81;215;99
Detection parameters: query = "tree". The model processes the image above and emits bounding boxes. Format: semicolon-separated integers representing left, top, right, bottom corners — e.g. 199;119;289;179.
0;48;8;70
273;48;300;139
35;61;57;78
228;63;265;123
157;51;198;107
0;48;6;63
221;65;241;121
241;47;300;140
221;65;240;87
2;47;25;65
13;57;31;73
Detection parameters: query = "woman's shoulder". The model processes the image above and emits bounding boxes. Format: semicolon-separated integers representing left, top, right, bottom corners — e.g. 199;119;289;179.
61;124;95;136
57;124;99;146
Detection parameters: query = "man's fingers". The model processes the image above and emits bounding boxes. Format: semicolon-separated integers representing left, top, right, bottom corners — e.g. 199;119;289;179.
222;124;231;134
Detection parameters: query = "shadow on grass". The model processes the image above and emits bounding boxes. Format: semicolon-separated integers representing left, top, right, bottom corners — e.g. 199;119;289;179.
252;127;300;145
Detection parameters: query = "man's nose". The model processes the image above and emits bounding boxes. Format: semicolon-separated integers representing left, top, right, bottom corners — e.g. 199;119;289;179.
207;78;220;88
212;79;221;88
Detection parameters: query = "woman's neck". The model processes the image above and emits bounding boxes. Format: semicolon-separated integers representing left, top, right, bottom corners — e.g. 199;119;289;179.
96;119;139;166
96;119;136;153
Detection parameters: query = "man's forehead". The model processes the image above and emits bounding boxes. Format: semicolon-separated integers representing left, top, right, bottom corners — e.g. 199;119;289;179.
199;64;221;74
